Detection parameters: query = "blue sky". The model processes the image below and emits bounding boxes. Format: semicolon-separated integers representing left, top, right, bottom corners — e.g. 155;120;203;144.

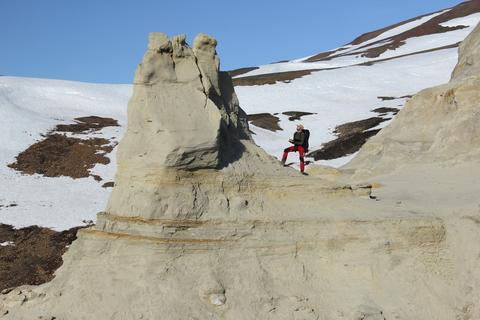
0;0;465;83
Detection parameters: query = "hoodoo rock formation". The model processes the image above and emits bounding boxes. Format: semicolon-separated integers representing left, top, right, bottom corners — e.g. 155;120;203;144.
2;27;480;319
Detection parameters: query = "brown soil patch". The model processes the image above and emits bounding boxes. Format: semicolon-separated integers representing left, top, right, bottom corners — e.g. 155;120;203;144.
305;1;480;62
309;129;381;161
372;107;399;115
349;12;438;46
0;203;18;208
102;181;114;188
233;69;324;86
227;67;259;78
308;117;389;160
247;113;282;132
0;224;83;291
8;116;118;180
377;95;413;101
8;134;113;179
359;1;477;59
303;50;337;63
334;117;387;136
282;111;316;121
358;42;461;67
55;116;119;133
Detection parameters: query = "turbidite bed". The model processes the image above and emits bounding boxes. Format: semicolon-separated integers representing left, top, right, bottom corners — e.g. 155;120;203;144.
2;28;480;319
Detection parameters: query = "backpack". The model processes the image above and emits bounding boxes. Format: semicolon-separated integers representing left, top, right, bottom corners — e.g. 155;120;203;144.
302;129;310;153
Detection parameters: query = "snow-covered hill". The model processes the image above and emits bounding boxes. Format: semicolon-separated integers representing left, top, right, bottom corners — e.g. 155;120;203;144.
0;77;131;229
1;1;479;230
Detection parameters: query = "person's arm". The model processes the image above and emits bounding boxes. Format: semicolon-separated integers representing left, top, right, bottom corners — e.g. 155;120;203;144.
289;133;295;144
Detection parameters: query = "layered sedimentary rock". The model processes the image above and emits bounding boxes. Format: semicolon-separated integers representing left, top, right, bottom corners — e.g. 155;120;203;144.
2;28;480;320
339;24;480;318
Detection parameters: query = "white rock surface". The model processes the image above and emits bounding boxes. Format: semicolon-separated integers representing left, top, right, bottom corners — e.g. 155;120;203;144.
2;26;480;319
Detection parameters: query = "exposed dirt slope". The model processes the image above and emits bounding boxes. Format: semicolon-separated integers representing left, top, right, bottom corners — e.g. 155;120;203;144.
8;116;118;180
0;224;83;292
232;69;322;86
246;113;282;132
308;117;388;160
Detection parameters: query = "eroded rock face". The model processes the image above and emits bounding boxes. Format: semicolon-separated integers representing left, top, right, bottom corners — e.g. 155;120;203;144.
106;33;266;220
124;32;246;171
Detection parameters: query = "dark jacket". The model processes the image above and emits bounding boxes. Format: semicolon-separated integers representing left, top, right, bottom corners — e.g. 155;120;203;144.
293;131;305;146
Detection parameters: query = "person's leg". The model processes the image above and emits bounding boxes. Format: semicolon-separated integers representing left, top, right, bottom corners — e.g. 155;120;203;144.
282;146;295;164
298;146;305;172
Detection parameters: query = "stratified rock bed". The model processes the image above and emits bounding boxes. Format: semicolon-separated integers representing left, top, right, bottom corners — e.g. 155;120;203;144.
2;26;480;319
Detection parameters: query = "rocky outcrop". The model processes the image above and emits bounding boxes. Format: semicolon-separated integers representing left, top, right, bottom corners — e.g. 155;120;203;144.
123;32;246;171
101;32;353;225
452;23;480;80
344;23;480;179
106;32;259;221
2;28;480;319
337;24;480;318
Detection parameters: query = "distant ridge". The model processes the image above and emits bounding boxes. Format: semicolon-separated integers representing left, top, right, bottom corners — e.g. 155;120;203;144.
305;0;480;62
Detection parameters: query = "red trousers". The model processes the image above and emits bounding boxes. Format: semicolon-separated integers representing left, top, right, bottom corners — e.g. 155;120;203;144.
282;145;305;172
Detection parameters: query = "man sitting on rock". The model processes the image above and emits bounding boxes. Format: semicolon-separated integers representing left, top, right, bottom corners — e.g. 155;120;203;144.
281;124;309;175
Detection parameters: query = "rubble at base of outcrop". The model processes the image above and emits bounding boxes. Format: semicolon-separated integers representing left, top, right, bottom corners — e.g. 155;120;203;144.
2;26;480;319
